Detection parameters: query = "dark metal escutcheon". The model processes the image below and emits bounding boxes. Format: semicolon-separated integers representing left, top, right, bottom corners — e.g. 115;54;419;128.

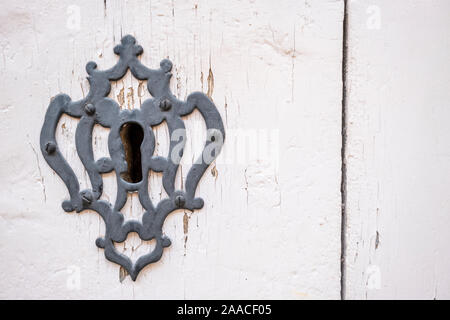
39;35;225;281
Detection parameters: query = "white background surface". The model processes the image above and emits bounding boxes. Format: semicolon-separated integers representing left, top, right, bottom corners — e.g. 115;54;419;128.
0;0;448;299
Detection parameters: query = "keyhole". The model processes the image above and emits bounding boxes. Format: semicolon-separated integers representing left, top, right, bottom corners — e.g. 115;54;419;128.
119;122;144;183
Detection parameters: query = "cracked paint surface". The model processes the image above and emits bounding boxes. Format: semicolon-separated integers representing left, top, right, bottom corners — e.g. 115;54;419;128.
0;0;343;299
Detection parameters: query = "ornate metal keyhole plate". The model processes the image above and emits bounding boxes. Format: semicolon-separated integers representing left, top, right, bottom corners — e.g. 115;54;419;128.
40;35;225;280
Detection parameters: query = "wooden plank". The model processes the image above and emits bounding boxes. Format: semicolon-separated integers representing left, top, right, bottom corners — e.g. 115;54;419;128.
345;0;450;299
0;0;344;298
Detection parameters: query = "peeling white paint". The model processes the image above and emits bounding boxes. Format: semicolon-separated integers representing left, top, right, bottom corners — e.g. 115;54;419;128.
345;0;450;300
0;0;343;299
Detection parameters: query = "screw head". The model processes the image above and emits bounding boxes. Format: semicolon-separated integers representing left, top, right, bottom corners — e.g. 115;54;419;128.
45;142;56;155
175;195;185;208
84;103;95;115
159;99;172;111
81;191;94;204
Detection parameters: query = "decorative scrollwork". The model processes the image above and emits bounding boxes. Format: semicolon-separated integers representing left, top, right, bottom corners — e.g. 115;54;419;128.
40;35;225;280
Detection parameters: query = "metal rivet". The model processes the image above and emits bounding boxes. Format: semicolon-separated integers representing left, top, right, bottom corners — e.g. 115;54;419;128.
45;142;56;154
175;195;185;208
95;237;105;248
159;99;172;111
160;59;173;72
84;103;95;115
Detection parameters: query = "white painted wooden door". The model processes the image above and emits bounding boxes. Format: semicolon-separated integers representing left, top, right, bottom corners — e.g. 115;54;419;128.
0;0;449;299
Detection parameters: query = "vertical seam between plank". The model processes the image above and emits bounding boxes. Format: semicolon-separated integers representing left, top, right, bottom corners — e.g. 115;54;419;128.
340;0;349;301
